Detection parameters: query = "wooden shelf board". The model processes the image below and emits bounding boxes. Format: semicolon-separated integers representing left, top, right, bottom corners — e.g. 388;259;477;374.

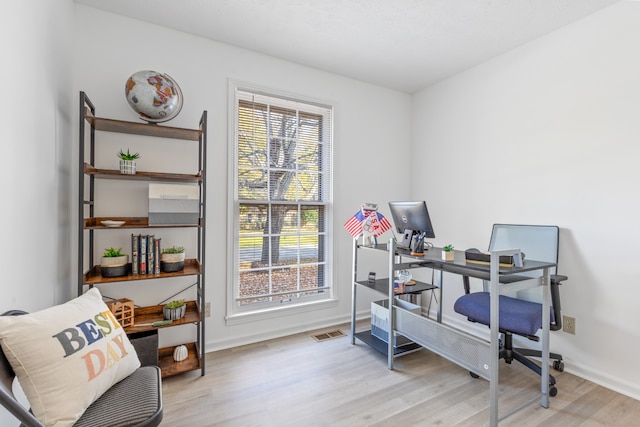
355;279;437;296
123;301;201;334
84;163;203;182
84;259;201;284
84;216;202;229
355;330;422;356
158;342;201;377
84;107;202;141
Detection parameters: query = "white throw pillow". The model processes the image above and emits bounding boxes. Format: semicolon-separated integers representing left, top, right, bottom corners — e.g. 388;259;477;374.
0;288;140;427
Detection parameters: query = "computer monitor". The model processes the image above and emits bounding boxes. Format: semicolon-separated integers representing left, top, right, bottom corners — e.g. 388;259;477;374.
388;201;435;255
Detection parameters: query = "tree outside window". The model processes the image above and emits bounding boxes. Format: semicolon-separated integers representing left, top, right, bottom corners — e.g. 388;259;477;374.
232;88;333;311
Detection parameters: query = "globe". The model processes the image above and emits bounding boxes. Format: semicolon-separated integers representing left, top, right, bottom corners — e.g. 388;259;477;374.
125;70;183;123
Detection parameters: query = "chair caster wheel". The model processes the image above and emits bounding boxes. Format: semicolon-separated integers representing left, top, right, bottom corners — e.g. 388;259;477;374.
549;386;558;397
469;371;480;378
553;360;564;372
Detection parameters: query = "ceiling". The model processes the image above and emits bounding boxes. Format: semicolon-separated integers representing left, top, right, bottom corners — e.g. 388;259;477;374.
75;0;620;93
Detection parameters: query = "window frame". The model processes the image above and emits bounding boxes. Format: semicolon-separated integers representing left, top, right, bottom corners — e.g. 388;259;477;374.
226;81;335;323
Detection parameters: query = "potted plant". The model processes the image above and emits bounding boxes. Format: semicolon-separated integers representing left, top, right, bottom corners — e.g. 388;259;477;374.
442;244;454;261
161;246;185;272
101;247;129;277
163;299;186;320
117;148;140;175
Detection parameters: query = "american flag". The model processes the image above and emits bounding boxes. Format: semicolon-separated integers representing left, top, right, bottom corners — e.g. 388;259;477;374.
343;208;392;239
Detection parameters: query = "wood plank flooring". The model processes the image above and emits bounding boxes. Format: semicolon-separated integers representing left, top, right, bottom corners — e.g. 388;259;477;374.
161;324;640;426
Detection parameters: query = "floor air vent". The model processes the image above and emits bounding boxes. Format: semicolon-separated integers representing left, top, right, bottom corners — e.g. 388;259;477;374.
312;330;346;342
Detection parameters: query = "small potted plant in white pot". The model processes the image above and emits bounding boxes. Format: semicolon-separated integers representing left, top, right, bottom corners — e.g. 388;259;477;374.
101;247;129;277
163;299;186;320
161;246;185;272
442;244;455;261
117;148;140;175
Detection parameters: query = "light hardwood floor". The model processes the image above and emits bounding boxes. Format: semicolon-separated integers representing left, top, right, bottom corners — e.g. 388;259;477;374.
162;324;640;426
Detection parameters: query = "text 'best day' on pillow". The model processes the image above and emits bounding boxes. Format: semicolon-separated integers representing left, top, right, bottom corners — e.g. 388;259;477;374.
0;287;140;427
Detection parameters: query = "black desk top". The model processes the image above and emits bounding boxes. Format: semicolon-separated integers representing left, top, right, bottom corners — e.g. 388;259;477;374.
364;243;556;282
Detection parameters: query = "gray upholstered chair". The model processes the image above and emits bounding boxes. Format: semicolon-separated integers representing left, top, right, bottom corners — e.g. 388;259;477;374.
0;310;163;427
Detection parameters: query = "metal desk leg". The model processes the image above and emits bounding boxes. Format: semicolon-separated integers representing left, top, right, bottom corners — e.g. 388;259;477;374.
388;241;395;369
541;267;551;407
435;270;443;323
350;238;357;345
489;252;501;427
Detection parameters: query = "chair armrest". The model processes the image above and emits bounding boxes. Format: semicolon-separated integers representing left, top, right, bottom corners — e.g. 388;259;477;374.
549;274;567;331
463;275;471;294
551;274;568;285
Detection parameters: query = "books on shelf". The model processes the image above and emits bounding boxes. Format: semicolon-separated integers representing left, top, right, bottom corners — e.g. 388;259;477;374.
147;235;154;275
464;248;525;268
131;234;139;275
140;234;147;274
131;234;161;275
153;237;161;274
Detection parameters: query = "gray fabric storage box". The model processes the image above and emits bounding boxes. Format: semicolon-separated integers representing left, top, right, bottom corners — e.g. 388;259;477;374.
148;183;200;225
129;329;159;366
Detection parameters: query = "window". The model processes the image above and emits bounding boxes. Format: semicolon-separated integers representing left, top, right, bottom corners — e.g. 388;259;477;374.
229;84;333;316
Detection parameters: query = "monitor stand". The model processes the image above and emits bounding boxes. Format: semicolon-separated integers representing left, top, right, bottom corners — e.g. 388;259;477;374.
400;229;414;250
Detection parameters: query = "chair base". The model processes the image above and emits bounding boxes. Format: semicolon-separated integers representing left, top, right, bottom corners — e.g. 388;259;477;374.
501;333;562;397
469;334;563;397
516;347;565;372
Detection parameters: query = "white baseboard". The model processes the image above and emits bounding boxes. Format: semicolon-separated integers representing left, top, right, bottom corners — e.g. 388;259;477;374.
205;311;363;352
566;362;640;401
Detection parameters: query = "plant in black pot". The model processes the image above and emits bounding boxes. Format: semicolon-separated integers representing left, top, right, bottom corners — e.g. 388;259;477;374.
163;299;186;320
101;247;129;277
161;246;185;272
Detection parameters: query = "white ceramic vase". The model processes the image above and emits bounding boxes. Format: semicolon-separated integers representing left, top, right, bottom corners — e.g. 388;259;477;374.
173;344;188;362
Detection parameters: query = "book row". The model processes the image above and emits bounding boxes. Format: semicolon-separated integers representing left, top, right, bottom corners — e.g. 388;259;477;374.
131;234;161;275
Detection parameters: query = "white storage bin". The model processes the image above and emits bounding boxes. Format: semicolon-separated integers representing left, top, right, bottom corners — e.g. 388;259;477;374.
371;297;420;344
148;183;199;225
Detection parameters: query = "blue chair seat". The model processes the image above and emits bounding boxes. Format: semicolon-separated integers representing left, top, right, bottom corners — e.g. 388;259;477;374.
454;292;550;337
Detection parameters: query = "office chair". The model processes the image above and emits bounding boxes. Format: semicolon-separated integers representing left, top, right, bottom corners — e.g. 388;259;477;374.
0;310;163;427
453;224;568;396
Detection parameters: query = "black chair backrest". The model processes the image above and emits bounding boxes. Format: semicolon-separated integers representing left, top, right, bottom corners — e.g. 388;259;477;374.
489;224;559;276
488;224;565;330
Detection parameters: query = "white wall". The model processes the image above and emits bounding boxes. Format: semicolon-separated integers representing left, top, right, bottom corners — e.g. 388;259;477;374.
411;1;640;400
0;8;75;304
0;1;74;309
73;6;412;351
0;0;75;424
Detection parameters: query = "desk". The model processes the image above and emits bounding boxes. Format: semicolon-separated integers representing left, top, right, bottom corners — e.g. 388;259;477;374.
350;238;555;426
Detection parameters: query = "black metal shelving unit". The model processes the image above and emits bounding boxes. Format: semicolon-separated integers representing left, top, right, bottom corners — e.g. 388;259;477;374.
78;91;207;377
350;241;437;360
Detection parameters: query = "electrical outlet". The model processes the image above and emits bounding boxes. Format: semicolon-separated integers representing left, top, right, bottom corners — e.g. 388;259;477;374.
563;315;576;334
204;302;211;317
